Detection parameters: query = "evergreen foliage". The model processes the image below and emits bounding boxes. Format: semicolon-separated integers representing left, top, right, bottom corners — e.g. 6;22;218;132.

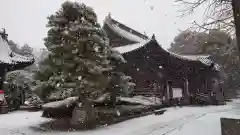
34;1;135;102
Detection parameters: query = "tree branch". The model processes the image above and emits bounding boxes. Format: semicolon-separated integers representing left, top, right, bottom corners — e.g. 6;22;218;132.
176;0;234;34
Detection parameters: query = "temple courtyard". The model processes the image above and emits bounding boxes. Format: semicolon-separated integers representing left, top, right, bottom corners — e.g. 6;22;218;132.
0;98;240;135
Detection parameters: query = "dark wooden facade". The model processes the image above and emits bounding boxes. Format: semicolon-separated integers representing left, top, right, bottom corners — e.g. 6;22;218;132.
103;15;224;105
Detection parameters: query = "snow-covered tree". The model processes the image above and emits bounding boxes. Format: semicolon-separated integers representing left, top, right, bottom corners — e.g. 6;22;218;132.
20;44;33;56
35;1;114;102
105;49;135;105
34;2;136;105
33;2;137;127
107;49;135;97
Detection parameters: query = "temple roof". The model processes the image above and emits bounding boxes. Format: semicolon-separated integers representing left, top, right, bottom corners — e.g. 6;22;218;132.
113;37;220;71
113;39;151;54
103;14;220;71
103;15;149;43
0;36;34;65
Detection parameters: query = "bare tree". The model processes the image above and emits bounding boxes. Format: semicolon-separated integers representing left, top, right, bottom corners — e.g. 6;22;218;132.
176;0;234;33
176;0;240;52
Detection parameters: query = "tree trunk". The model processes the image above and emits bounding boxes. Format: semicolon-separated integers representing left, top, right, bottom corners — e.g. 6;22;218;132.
83;99;96;129
110;87;117;107
232;0;240;52
71;94;96;129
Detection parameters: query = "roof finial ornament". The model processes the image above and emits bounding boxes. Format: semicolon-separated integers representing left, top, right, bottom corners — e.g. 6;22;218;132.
152;34;156;40
0;28;8;41
144;31;147;36
108;12;111;18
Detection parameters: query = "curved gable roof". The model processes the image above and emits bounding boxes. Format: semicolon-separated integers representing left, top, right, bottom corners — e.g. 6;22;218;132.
0;36;34;65
103;15;148;43
113;39;151;54
113;38;220;71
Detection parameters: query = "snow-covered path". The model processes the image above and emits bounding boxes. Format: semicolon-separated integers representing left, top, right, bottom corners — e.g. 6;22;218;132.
0;100;240;135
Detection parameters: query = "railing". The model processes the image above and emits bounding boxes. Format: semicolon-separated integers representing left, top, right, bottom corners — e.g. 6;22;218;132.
193;92;211;103
132;88;162;97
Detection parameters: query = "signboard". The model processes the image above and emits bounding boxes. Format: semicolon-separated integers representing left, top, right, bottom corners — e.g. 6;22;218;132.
173;88;182;98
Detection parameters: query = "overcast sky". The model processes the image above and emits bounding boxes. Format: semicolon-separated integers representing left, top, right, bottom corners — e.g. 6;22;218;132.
0;0;206;49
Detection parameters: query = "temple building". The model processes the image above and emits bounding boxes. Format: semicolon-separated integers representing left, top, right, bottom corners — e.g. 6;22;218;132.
0;30;35;91
103;14;224;105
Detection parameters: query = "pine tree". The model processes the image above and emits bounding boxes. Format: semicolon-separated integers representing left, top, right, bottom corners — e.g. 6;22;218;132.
34;1;136;106
34;2;137;127
106;49;135;105
36;1;112;102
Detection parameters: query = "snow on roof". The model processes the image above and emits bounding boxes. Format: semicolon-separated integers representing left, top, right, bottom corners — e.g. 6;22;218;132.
167;50;210;61
0;36;12;63
113;38;220;71
181;55;210;61
168;51;220;71
0;36;34;64
104;16;146;43
113;39;151;54
10;52;34;63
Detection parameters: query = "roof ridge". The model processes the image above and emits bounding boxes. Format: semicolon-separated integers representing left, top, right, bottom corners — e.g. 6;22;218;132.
104;15;149;41
113;39;152;54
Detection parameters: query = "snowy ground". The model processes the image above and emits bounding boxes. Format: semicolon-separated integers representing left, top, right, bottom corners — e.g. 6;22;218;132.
1;99;240;135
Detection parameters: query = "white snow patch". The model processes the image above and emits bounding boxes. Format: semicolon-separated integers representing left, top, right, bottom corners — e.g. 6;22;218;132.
113;40;150;54
71;105;235;135
42;97;78;109
0;111;51;129
0;36;12;63
0;100;239;135
119;95;161;105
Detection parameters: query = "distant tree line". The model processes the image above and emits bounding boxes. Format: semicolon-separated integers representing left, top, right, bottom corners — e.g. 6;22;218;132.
8;40;33;56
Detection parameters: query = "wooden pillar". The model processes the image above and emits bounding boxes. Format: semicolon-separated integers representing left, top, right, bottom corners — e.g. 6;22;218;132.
204;77;208;93
166;81;170;100
204;75;215;104
212;78;220;104
160;83;164;103
164;80;173;105
169;81;173;100
183;78;190;104
164;80;173;104
0;65;6;90
196;75;201;94
162;80;167;103
206;77;213;101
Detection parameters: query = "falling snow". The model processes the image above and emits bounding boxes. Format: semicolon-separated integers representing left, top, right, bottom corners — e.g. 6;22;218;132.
78;76;82;80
